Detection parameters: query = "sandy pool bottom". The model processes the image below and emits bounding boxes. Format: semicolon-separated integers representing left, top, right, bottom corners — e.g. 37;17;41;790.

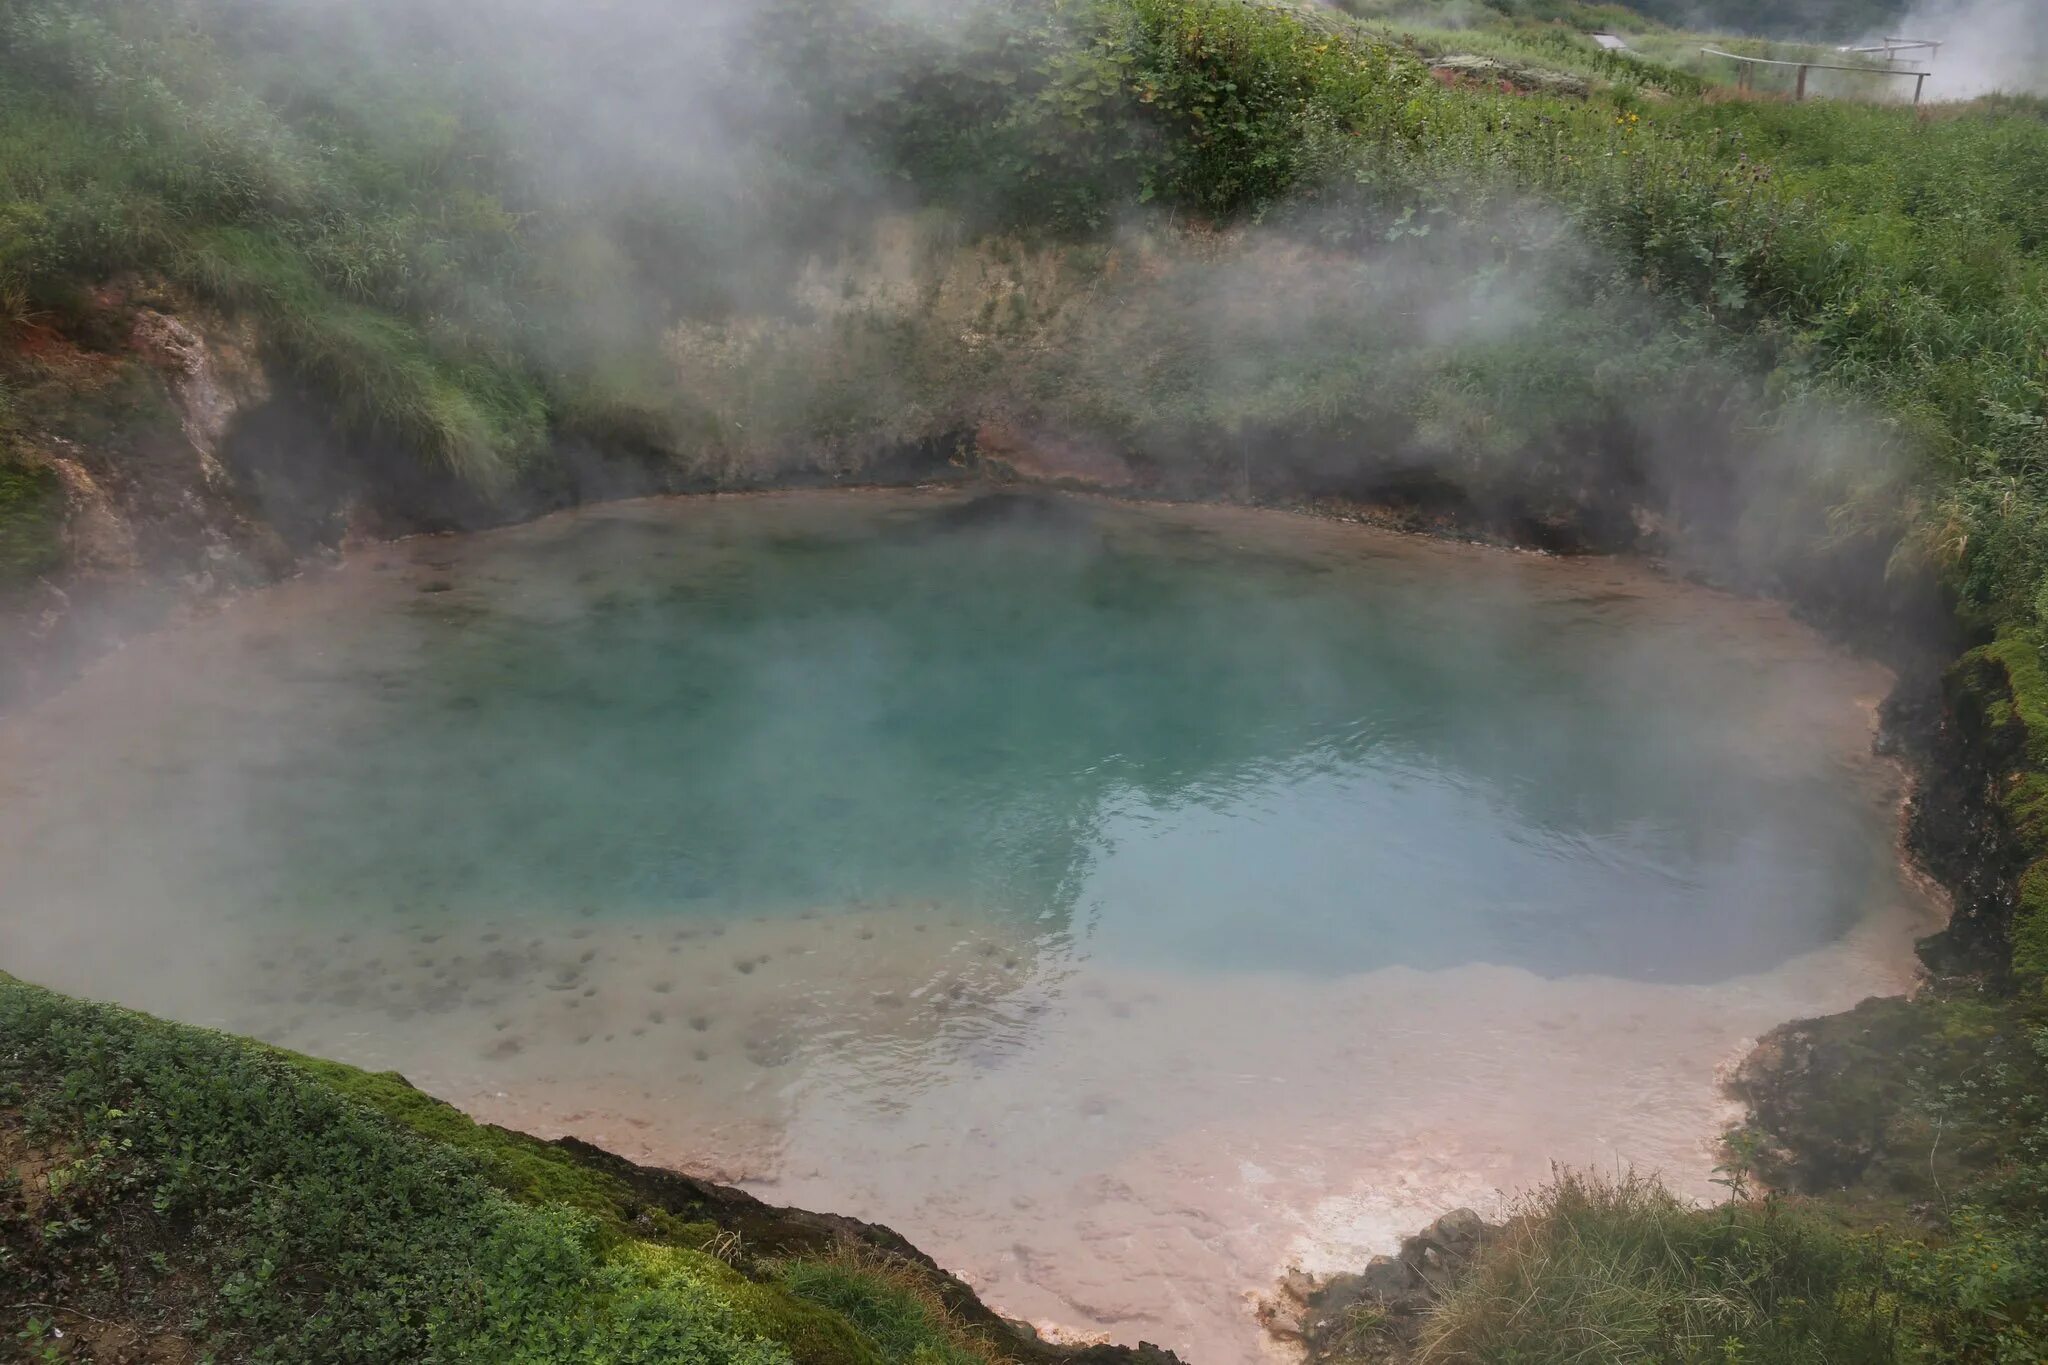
5;889;1928;1362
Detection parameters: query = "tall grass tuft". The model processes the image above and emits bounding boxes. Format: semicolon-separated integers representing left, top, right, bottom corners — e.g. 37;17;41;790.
1423;1171;1899;1364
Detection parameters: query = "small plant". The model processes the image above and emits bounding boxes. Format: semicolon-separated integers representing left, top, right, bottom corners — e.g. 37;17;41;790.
1714;1128;1763;1204
702;1226;747;1265
14;1318;64;1365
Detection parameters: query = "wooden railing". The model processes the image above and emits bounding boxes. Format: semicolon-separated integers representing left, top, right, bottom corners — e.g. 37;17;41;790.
1698;46;1936;104
1840;36;1944;66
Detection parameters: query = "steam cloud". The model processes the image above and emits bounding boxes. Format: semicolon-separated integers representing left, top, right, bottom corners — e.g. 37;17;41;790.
19;0;1924;634
1879;0;2048;97
343;0;1901;589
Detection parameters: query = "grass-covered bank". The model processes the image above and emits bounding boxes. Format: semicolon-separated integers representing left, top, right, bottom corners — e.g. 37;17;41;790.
3;0;2045;625
1317;1162;2048;1363
0;973;1175;1365
1289;633;2048;1362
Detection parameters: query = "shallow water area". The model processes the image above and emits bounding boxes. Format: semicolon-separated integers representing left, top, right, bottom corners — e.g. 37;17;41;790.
0;489;1931;1361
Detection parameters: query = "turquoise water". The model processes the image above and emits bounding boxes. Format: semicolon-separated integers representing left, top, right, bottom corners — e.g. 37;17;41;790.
0;488;1923;1358
3;490;1898;987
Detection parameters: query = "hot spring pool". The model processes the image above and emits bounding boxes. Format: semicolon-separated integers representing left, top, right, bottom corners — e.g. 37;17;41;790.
0;490;1929;1359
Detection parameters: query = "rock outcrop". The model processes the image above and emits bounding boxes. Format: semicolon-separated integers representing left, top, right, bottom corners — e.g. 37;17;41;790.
1261;1208;1491;1363
1;287;294;706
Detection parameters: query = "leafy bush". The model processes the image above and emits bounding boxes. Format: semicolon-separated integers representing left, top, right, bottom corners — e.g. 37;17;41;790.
0;456;62;583
779;1247;1005;1365
0;975;959;1364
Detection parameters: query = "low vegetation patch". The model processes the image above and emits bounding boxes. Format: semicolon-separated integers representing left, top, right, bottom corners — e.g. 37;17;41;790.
0;975;1037;1365
0;455;62;583
2;0;2045;631
778;1247;1012;1365
1424;1165;2048;1363
1423;1171;1903;1363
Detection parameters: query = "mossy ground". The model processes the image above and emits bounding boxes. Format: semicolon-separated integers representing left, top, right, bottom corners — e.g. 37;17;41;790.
1343;640;2048;1364
0;456;62;583
284;1055;647;1232
0;974;1025;1365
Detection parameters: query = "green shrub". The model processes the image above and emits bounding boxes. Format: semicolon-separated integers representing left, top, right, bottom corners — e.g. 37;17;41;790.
0;976;929;1364
780;1247;1003;1365
0;455;62;583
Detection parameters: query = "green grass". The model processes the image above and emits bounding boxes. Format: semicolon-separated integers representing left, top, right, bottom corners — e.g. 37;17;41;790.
0;975;1013;1365
1405;986;2048;1363
778;1248;1009;1365
0;2;575;486
6;0;2034;628
0;456;62;583
1352;14;1709;95
1422;1172;1903;1363
1;0;2043;639
1620;0;1909;41
1418;1167;2048;1363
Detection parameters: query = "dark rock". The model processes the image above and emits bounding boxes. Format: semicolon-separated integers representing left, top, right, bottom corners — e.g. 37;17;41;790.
1728;994;1984;1200
1356;1254;1420;1302
1290;1208;1495;1363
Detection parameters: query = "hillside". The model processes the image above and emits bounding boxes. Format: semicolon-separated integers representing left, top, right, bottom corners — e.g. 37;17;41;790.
5;0;2045;656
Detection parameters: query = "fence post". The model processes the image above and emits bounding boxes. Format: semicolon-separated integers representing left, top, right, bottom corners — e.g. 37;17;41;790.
1914;71;1928;104
1795;64;1809;100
